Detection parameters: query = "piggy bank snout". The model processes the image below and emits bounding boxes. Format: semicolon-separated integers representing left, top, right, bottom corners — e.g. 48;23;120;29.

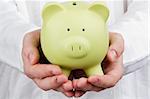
64;37;90;58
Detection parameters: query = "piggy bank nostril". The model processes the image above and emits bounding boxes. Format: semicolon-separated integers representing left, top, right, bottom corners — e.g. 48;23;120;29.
71;45;82;51
71;46;74;51
79;46;81;50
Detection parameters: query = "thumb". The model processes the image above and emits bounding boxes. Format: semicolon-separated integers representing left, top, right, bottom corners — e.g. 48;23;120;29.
108;32;124;62
29;47;40;64
22;30;40;65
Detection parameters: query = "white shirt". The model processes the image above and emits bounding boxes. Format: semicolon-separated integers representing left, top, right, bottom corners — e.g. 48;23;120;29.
0;0;149;99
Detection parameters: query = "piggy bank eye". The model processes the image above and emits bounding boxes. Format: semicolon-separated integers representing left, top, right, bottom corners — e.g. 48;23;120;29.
73;2;77;6
82;28;85;31
67;28;70;32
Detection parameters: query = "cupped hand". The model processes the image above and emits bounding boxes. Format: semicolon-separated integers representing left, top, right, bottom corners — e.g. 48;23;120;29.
73;32;124;97
22;30;74;97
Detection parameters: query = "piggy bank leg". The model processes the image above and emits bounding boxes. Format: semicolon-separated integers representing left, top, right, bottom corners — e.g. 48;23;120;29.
85;64;103;76
61;68;70;77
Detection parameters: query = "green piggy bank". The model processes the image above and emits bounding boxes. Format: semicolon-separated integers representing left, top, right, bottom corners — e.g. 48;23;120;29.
41;1;109;77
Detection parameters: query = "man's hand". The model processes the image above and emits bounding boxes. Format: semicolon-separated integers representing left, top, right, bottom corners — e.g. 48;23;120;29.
73;32;124;97
22;30;74;97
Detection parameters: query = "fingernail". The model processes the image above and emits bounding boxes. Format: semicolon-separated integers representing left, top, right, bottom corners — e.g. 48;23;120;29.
110;50;117;61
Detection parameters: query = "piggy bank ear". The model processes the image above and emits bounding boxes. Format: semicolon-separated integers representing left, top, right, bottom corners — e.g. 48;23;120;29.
88;2;109;22
42;3;64;23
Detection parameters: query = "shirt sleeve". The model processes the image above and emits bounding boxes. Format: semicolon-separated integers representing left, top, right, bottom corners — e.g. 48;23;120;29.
109;1;149;74
0;1;39;72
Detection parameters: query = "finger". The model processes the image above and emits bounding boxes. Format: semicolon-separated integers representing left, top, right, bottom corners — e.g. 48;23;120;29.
22;32;40;65
24;64;62;79
88;68;123;88
22;46;40;65
76;78;92;91
56;81;75;97
62;80;74;91
108;32;124;62
57;80;73;92
75;78;103;92
76;78;89;90
88;75;115;88
23;30;40;48
75;90;85;97
63;91;75;97
89;56;123;88
56;87;74;97
34;74;68;91
73;80;86;97
73;79;78;89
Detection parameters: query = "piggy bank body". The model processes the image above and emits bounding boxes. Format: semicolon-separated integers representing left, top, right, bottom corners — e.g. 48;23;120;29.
41;1;109;76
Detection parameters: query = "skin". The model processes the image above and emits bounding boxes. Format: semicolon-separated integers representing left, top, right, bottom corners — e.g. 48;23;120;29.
73;33;124;97
22;30;74;97
22;29;124;97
